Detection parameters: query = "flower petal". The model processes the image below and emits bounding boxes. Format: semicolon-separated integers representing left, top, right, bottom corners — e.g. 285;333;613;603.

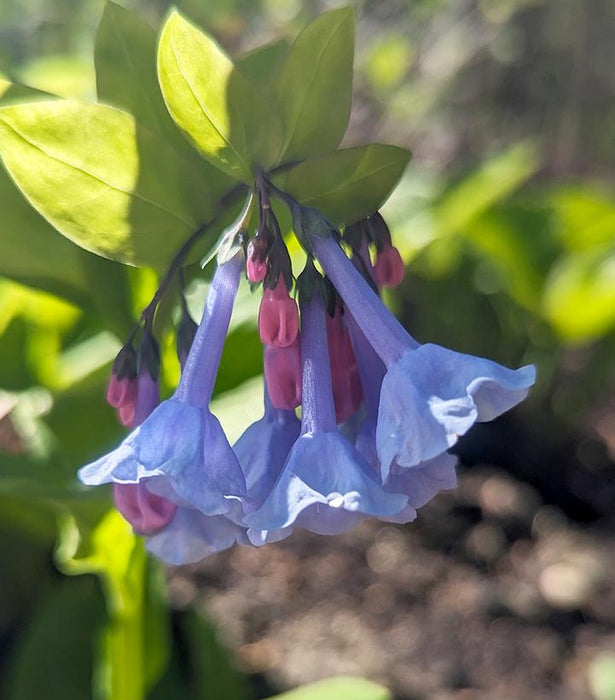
377;345;536;477
146;508;248;565
79;399;246;516
244;431;407;540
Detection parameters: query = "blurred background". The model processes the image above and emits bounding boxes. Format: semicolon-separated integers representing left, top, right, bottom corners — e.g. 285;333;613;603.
1;0;615;698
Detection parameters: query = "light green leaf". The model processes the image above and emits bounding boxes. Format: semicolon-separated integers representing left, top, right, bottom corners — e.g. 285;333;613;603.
57;509;169;700
285;144;410;225
0;81;91;299
236;39;288;96
434;141;540;236
157;11;282;182
550;186;615;252
274;8;355;162
543;245;615;342
95;1;233;205
0;101;214;268
268;676;391;700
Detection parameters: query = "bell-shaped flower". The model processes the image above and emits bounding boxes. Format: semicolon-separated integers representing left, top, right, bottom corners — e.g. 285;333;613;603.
311;233;536;479
112;366;177;535
233;385;301;510
79;253;247;517
145;508;249;565
258;276;299;347
244;292;409;545
346;312;457;517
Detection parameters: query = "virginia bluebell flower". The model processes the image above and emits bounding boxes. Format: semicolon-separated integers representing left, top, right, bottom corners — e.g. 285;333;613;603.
245;292;409;544
79;253;247;516
310;233;536;480
233;385;301;510
346;307;457;521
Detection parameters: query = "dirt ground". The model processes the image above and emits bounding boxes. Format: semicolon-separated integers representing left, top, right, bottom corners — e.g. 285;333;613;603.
167;451;615;700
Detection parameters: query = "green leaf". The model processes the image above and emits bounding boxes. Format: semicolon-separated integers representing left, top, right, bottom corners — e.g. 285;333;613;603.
268;676;391;700
0;100;214;268
57;509;169;700
5;577;106;700
550;185;615;252
95;1;168;137
274;8;355;162
94;2;233;205
157;11;282;182
434;141;540;236
236;39;288;96
285;144;410;225
543;244;615;342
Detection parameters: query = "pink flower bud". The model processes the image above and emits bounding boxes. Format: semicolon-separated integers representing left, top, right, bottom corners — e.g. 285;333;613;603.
247;256;268;283
106;374;135;408
258;277;299;347
327;308;363;423
331;363;363;424
118;398;137;428
264;339;302;410
374;244;405;289
113;483;177;535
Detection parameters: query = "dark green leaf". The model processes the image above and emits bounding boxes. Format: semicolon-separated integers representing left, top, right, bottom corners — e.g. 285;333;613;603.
5;577;106;700
274;8;355;161
286;145;410;225
236;39;288;96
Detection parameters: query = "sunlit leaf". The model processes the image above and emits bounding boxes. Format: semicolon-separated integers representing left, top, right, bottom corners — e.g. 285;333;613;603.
434;142;540;236
0;101;214;268
274;8;354;161
95;1;232;205
57;509;169;700
157;11;282;182
550;185;615;252
268;676;391;700
543;245;615;342
285;144;410;225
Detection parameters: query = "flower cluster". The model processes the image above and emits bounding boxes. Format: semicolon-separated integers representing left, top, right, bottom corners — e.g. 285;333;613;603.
79;187;535;565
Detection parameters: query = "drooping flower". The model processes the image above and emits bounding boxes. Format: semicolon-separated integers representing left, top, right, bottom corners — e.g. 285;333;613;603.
346;307;458;518
310;232;536;480
233;384;301;512
245;292;409;545
79;253;247;516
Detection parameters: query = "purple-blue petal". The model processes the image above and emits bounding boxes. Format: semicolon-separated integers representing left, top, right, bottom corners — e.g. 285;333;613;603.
146;507;248;565
233;410;300;509
78;398;246;516
244;431;408;541
377;344;536;477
